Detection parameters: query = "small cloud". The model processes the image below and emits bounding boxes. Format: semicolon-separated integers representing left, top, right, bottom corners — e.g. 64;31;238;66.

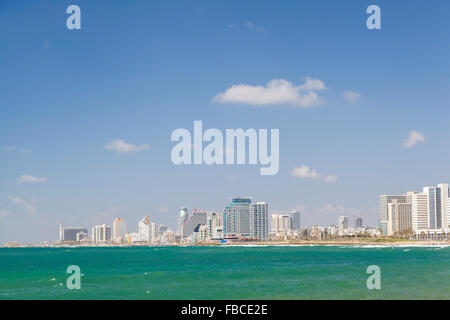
291;165;323;179
105;139;150;154
402;131;425;148
2;146;15;151
245;21;265;32
8;196;37;215
291;165;337;182
214;78;327;108
323;174;338;183
18;174;47;183
343;90;361;104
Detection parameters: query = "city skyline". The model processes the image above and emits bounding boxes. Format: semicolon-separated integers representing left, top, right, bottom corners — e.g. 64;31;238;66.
2;1;450;243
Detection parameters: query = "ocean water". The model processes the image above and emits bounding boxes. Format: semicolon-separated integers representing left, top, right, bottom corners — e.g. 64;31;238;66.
0;245;449;300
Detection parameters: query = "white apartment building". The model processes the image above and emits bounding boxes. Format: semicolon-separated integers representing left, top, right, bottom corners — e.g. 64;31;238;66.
113;218;127;243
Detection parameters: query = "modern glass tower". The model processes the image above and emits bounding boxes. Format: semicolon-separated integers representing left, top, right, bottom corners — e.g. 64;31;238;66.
250;202;268;241
224;197;252;237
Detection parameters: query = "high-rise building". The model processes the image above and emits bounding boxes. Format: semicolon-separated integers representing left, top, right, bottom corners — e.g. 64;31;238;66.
150;222;158;242
379;195;409;235
354;217;363;228
177;207;188;236
338;216;348;236
113;218;127;243
446;198;450;232
207;212;223;239
138;216;151;242
411;192;428;233
437;183;449;229
223;197;251;237
423;186;442;230
62;227;88;242
289;211;301;232
250;202;268;241
271;214;290;234
183;210;207;238
92;224;112;243
387;200;412;236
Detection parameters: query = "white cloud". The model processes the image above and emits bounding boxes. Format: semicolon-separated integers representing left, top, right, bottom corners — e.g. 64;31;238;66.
291;165;323;179
105;139;150;154
8;196;37;215
213;78;327;108
245;21;264;32
291;165;337;183
323;174;338;183
18;174;47;183
343;90;361;104
402;131;425;148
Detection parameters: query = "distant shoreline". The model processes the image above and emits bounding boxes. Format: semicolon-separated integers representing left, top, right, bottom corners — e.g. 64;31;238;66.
1;239;449;248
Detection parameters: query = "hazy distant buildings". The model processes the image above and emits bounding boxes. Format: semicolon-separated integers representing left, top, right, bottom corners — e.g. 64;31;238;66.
183;210;207;238
177;207;188;236
250;202;268;241
62;227;88;242
138;216;151;242
92;224;112;243
271;214;290;234
113;218;127;243
338;216;348;236
289;211;301;232
354;217;363;229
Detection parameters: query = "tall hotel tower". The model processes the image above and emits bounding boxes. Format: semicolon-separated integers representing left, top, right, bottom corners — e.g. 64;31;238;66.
177;207;188;237
250;202;269;241
223;197;252;237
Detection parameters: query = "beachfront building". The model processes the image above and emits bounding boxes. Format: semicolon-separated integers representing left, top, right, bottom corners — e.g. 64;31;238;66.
177;207;188;237
354;217;363;228
387;200;412;236
92;224;112;243
271;214;290;234
62;227;89;242
250;202;269;241
338;216;348;236
379;195;409;236
289;210;301;232
113;218;127;243
223;197;252;238
182;209;207;238
138;216;151;242
207;212;223;240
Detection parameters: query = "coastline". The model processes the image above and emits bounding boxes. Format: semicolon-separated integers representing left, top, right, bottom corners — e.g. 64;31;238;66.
2;239;449;248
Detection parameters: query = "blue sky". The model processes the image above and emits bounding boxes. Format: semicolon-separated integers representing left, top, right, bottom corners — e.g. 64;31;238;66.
1;0;450;242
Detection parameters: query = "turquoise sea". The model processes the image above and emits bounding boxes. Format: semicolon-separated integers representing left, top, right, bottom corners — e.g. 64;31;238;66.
0;245;449;300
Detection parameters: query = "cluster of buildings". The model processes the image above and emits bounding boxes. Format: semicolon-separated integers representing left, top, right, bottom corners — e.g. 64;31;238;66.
58;196;380;245
176;198;269;243
58;182;450;245
58;197;270;244
379;183;450;238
